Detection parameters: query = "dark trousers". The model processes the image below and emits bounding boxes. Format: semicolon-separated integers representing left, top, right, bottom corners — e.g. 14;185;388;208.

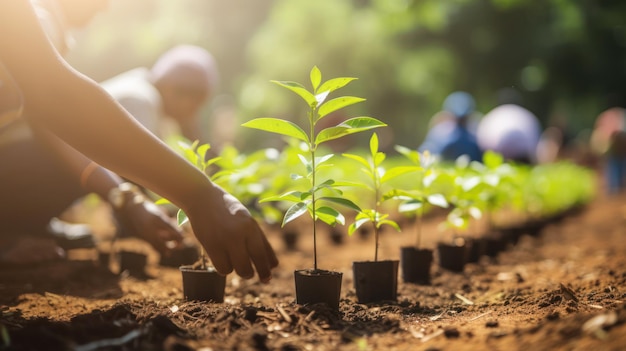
0;139;87;235
606;154;626;194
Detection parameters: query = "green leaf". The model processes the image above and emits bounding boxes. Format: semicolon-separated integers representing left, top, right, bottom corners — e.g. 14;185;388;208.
316;117;387;145
369;133;379;157
177;209;189;226
381;166;420;183
290;173;304;180
310;66;321;91
315;206;345;226
260;191;303;203
399;200;423;213
469;206;482;219
394;145;420;165
155;198;171;205
460;176;482;192
205;156;222;169
197;143;210;163
342;153;370;169
315;154;334;166
426;194;449;208
320;196;362;212
348;217;371;235
318;96;365;120
373;152;385;167
297;154;312;174
271;80;316;107
317;77;357;95
483;150;504;169
181;148;198;168
379;219;401;232
242;118;309;143
484;174;501;187
283;202;308;226
315;91;330;107
333;180;367;188
312;179;337;195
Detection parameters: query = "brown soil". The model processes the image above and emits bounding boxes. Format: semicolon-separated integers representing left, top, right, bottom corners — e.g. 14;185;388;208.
1;191;626;351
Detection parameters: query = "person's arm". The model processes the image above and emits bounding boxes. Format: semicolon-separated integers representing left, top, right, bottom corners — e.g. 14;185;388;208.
29;124;184;254
0;2;277;281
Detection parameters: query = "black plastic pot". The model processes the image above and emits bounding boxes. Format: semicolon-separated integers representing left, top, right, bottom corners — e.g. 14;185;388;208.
484;234;507;258
437;239;468;273
118;250;148;276
400;247;433;284
499;226;523;246
353;260;399;303
523;219;546;237
179;265;226;302
282;230;299;251
294;269;342;310
465;237;487;263
159;244;200;267
98;250;111;269
328;229;344;245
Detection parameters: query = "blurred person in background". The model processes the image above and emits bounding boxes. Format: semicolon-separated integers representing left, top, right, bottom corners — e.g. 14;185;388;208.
476;93;542;165
419;91;483;162
590;107;626;194
0;1;277;282
101;44;219;145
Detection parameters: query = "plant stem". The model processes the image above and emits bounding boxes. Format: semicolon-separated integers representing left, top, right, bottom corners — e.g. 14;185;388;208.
416;205;423;249
374;170;381;262
310;107;318;271
374;225;379;262
311;146;318;270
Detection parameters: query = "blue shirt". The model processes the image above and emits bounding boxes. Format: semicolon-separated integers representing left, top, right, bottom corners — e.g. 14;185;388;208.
419;120;483;162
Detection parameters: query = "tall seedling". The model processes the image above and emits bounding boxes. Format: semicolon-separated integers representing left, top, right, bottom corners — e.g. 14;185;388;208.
243;66;386;270
344;133;415;261
343;133;417;303
392;147;449;248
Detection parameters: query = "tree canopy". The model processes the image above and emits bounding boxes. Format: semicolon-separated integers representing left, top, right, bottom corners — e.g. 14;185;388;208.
68;0;626;151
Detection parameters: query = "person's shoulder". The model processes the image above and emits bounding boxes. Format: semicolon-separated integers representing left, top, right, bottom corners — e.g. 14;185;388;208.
101;68;159;102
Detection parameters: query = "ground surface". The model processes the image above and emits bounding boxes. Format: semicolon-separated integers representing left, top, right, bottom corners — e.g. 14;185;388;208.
1;189;626;351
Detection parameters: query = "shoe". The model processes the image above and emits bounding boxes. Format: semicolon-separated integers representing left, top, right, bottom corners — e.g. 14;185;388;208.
47;218;97;250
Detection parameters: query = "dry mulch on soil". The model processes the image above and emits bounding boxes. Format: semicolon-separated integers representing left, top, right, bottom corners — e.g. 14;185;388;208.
1;191;626;351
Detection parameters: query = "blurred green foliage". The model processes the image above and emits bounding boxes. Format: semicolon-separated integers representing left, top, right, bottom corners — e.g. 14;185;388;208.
68;0;626;152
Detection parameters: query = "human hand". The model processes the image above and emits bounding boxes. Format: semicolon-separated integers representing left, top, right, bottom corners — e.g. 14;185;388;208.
114;197;183;255
185;185;279;283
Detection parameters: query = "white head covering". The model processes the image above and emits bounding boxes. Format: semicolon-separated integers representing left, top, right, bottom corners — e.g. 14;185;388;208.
476;104;541;163
150;45;219;93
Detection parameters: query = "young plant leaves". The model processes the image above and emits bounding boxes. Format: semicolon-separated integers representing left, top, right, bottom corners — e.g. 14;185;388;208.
242;118;309;143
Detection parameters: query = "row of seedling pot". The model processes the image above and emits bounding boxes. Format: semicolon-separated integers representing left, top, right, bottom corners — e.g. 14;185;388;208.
159;67;595;307
242;67;595;308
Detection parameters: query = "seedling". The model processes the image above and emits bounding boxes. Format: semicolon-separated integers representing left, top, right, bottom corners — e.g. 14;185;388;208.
343;133;415;261
392;147;449;248
157;140;221;270
242;66;386;270
442;155;484;238
466;150;517;231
